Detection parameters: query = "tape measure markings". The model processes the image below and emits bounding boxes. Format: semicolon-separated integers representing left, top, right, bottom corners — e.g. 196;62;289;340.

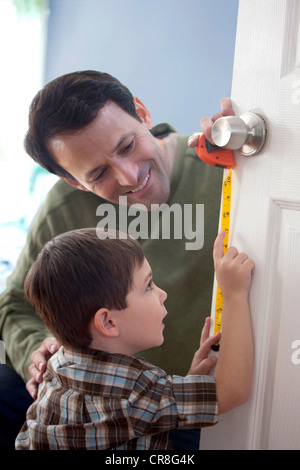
212;168;232;351
195;135;233;352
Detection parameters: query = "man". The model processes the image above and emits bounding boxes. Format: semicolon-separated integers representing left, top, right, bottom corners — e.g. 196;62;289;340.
0;70;234;449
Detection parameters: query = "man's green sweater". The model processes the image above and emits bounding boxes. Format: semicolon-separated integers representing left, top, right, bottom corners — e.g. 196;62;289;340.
0;124;222;381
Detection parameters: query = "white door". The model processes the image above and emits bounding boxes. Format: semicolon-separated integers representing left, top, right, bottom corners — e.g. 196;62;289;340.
201;0;300;450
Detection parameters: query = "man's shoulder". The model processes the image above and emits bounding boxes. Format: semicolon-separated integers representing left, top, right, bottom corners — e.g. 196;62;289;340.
43;179;102;210
28;179;104;237
151;123;177;139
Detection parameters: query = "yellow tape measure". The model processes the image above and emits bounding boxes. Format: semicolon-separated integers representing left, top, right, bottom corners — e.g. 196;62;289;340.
212;168;232;351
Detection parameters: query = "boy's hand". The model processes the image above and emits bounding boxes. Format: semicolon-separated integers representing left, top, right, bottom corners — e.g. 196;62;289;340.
213;231;255;301
213;232;255;414
187;317;220;376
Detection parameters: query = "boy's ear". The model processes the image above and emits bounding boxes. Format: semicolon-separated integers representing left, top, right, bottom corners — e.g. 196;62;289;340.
60;176;91;192
93;308;119;338
133;97;153;129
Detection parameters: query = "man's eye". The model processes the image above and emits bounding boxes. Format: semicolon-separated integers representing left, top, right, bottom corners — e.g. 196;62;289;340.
91;169;106;183
121;140;135;154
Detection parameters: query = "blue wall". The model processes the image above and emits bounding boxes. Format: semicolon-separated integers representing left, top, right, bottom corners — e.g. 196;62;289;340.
45;0;238;134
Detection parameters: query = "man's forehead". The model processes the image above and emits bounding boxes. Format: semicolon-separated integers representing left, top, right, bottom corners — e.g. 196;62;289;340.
49;104;135;147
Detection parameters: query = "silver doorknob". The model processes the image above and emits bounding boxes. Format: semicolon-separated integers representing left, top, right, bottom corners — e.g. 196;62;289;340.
211;112;267;156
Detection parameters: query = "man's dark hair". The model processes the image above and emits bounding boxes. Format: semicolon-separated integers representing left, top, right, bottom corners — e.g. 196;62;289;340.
24;70;141;180
24;228;145;348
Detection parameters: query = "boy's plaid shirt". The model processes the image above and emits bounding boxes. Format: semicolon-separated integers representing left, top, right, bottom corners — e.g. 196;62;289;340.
16;347;218;450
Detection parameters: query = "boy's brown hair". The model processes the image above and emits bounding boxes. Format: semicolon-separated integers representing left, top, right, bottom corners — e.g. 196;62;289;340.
24;229;144;349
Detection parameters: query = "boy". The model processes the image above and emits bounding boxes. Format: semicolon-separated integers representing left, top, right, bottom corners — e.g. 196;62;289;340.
15;228;254;450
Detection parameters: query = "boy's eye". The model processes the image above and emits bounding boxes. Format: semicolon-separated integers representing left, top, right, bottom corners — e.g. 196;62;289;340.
146;279;153;291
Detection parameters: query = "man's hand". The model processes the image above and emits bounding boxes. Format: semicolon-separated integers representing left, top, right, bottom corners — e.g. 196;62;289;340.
188;97;235;147
187;317;220;376
26;337;61;399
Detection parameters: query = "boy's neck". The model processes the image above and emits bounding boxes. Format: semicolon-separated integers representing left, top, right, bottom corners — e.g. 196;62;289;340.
89;336;136;357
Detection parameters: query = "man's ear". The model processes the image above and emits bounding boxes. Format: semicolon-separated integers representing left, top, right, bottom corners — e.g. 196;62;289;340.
61;176;90;192
133;97;153;129
93;308;119;338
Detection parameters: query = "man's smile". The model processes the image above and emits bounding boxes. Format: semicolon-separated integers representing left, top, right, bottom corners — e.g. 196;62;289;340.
127;171;151;194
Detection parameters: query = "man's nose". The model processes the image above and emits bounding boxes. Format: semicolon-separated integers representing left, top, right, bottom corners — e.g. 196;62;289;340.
114;161;139;187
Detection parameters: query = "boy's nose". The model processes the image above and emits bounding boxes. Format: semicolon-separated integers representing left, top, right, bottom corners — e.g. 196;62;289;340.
160;288;168;304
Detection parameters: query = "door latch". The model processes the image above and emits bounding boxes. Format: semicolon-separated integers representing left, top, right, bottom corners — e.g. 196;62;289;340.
211;112;267;156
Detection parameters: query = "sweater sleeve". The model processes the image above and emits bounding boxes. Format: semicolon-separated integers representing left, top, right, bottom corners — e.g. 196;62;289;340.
0;221;59;380
0;180;102;381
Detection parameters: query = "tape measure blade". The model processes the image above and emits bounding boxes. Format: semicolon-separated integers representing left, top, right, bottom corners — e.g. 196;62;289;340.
212;169;232;348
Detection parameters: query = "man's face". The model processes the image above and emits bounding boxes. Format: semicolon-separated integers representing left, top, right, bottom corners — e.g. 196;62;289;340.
47;101;172;209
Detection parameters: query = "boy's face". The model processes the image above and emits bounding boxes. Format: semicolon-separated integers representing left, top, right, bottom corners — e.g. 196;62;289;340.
47;101;172;210
113;257;168;356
